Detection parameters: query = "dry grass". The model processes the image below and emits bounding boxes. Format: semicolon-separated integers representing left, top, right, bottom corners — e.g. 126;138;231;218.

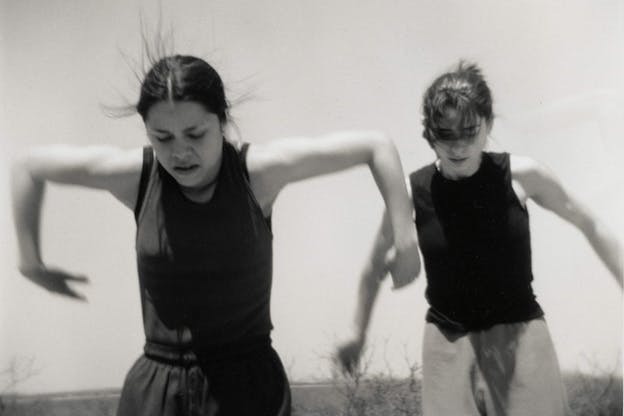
293;371;622;416
292;348;622;416
565;371;622;416
1;355;621;416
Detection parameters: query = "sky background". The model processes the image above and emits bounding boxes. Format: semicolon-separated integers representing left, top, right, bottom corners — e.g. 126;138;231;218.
1;0;622;394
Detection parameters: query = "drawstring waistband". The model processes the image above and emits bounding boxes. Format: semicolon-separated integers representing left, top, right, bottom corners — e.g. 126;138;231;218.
144;335;272;367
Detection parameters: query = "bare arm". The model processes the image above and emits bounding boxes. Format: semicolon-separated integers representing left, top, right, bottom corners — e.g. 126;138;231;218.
353;212;394;340
512;155;622;288
246;131;419;281
337;183;421;374
11;145;142;297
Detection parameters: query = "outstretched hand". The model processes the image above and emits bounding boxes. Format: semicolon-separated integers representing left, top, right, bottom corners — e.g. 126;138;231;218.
20;265;89;301
335;338;365;376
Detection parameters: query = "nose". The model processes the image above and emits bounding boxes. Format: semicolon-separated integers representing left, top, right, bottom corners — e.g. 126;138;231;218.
171;142;193;163
447;139;469;156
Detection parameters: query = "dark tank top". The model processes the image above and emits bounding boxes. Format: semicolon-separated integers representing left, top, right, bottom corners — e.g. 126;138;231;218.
409;152;543;331
134;141;273;355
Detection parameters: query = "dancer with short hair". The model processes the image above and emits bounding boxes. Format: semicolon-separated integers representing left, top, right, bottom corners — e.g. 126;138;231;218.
338;61;622;416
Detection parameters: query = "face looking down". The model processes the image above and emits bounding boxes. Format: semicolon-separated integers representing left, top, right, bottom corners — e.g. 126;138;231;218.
145;101;224;200
431;108;491;179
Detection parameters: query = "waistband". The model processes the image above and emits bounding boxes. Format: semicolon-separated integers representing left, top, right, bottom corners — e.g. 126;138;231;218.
143;335;272;367
426;304;544;332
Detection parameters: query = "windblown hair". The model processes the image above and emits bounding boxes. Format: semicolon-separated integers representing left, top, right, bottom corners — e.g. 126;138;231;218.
136;55;229;123
103;20;231;126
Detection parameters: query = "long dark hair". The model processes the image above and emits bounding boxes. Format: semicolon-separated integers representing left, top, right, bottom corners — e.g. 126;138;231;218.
136;55;229;123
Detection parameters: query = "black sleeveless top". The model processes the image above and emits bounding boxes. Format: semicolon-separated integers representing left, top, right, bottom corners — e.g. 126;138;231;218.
409;152;543;331
134;141;274;353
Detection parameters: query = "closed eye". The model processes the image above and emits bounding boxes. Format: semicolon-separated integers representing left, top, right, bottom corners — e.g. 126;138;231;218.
155;135;173;143
435;129;456;141
462;126;479;137
187;131;206;140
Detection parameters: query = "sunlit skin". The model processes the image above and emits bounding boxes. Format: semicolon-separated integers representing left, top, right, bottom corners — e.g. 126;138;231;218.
145;101;224;202
431;108;492;180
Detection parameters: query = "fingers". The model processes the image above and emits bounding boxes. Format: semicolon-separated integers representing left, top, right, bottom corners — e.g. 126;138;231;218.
335;342;363;376
46;268;89;283
53;284;88;302
337;352;356;375
63;288;88;302
383;248;397;284
384;247;397;267
66;274;90;284
23;267;89;301
59;273;89;301
390;271;414;290
342;360;355;375
386;247;418;290
47;279;88;301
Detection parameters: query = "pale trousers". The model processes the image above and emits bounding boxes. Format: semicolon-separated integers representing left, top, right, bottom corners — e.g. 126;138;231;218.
422;318;569;416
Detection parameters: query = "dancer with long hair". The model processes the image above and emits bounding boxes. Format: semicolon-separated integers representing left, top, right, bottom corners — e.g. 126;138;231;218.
11;53;419;416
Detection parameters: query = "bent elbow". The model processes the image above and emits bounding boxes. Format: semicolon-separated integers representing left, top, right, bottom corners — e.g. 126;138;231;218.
368;130;392;152
11;153;42;188
352;130;391;164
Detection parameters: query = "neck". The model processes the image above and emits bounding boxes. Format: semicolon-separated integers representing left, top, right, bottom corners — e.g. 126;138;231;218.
180;176;219;203
437;153;483;180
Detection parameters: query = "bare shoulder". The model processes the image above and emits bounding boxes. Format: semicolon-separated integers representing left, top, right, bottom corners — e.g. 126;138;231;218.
237;140;286;215
509;154;542;177
509;154;554;192
242;135;325;174
240;131;391;213
244;130;389;175
242;140;284;175
242;136;315;192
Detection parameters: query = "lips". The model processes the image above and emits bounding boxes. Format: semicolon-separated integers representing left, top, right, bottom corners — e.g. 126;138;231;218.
173;164;199;174
449;157;468;164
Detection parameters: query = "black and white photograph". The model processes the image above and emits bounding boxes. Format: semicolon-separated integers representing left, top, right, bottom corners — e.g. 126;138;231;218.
1;1;622;415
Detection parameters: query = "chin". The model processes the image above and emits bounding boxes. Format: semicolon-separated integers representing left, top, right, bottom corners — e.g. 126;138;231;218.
170;174;198;187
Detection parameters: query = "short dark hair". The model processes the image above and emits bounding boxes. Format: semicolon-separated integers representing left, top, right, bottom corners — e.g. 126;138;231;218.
422;61;493;144
136;55;229;123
